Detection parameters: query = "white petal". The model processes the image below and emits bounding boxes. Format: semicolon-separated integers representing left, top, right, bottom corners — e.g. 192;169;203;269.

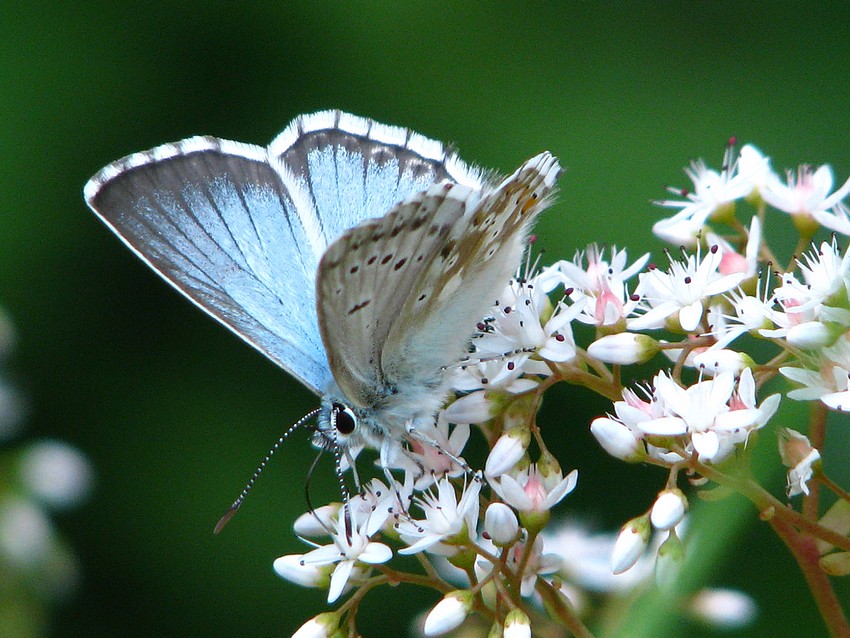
637;416;687;436
328;560;355;603
679;301;704;332
590;418;641;460
359;541;392;564
543;469;578;509
692;430;720;460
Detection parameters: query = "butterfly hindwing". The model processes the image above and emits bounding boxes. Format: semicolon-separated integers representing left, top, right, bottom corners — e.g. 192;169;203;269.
382;152;562;390
316;182;480;407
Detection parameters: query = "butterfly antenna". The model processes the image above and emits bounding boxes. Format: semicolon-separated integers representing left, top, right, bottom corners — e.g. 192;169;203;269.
214;407;320;534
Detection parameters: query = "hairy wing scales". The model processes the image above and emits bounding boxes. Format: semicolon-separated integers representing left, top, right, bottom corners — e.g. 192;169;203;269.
382;152;561;389
317;183;478;407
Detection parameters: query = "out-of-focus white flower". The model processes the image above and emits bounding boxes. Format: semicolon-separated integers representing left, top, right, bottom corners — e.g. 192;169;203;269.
761;163;850;233
397;475;481;555
777;428;821;497
816;201;850;235
476;533;560;598
629;245;747;333
0;496;53;567
19;440;93;509
423;590;473;636
688;588;757;629
655;530;685;589
558;245;648;327
706;215;762;279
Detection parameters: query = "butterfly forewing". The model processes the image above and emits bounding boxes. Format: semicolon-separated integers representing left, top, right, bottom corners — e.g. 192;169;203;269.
382;152;561;389
316;182;481;407
85;138;333;394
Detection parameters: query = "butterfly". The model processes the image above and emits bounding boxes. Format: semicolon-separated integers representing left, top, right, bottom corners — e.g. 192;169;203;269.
84;110;560;520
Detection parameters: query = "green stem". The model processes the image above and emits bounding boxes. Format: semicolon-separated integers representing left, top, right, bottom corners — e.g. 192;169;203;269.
535;578;595;638
768;515;850;638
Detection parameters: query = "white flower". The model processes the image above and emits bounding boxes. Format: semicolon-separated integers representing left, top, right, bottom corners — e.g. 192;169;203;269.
402;418;470;488
558;245;648;327
653;142;770;245
687;588;757;629
762;163;850;224
396;475;481;555
629;245;746;332
286;506;392;603
472;274;582;368
781;336;850;411
489;464;578;516
18;440;93;510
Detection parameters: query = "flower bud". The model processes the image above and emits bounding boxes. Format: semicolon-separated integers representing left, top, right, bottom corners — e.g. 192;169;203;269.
423;590;473;636
503;608;531;638
590;417;643;462
484;502;520;547
655;530;684;588
786;321;838;349
273;554;330;588
611;514;651;574
650;489;688;531
587;333;659;365
291;612;340;638
485;426;529;477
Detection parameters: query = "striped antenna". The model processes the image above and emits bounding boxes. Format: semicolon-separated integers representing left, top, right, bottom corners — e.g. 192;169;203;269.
214;408;320;534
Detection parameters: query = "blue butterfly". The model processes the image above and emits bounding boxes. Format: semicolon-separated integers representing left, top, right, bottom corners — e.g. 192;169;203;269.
85;110;560;520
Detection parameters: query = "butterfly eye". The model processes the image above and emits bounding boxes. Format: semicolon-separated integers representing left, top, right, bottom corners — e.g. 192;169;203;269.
331;403;357;435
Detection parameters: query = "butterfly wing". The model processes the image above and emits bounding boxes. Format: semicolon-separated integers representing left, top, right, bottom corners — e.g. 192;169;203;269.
316;182;481;407
382;152;561;390
84;111;482;396
316;152;561;414
270;110;483;247
84;137;332;394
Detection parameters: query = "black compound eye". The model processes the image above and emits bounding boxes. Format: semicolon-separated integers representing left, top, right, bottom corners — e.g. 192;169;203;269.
332;402;356;435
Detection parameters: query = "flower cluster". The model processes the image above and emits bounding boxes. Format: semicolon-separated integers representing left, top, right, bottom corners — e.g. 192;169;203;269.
277;141;850;637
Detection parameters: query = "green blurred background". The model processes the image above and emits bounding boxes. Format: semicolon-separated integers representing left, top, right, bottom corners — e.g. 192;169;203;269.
1;2;849;636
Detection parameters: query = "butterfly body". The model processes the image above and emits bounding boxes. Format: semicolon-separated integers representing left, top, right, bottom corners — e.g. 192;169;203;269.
85;110;560;469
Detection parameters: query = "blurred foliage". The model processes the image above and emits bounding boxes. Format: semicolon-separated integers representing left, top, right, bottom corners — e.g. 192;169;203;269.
1;2;849;636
